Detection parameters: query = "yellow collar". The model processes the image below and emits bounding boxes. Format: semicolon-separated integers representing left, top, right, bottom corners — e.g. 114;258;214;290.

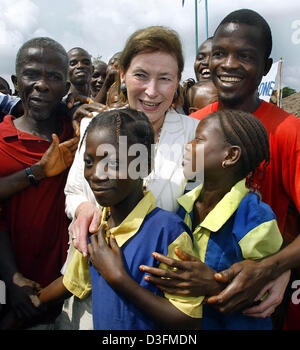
100;191;156;247
177;179;249;232
177;183;203;213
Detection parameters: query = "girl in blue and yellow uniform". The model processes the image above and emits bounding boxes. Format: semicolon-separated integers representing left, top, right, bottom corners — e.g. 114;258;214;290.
41;107;203;330
174;109;282;330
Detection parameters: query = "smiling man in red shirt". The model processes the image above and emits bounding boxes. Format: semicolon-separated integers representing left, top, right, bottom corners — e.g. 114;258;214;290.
189;9;300;329
191;9;300;242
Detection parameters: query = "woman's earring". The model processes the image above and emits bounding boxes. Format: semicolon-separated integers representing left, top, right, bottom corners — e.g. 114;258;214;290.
120;83;127;94
173;90;178;100
222;161;226;168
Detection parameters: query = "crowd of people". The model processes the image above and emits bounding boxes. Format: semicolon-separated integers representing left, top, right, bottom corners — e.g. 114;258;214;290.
0;8;299;331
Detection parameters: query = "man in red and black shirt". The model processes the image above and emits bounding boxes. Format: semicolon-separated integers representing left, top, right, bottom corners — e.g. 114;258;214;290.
0;37;78;328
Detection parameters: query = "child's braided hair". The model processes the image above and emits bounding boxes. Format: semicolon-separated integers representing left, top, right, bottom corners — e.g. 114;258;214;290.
81;107;154;171
209;109;270;187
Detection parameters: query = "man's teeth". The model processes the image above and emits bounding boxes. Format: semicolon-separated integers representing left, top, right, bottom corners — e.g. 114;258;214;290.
202;69;210;74
220;76;242;83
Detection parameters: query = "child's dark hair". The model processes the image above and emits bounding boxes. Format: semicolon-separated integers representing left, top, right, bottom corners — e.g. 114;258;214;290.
81;107;154;169
209;109;270;183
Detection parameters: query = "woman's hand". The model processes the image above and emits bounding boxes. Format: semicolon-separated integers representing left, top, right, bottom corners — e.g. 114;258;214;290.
71;202;101;257
140;248;224;297
88;225;127;287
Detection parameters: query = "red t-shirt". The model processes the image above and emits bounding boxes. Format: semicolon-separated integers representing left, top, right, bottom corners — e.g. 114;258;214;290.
0;115;73;287
191;101;300;243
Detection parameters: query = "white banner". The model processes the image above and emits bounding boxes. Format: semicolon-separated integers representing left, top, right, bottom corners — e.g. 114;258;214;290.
258;61;280;102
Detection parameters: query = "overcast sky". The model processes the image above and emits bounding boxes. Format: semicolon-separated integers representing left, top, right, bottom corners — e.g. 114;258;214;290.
1;0;300;91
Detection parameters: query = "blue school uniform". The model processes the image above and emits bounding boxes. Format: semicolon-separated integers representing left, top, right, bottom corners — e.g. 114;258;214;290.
64;191;202;330
177;179;283;330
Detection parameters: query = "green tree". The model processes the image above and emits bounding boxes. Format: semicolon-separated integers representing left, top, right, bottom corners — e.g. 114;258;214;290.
282;86;297;98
